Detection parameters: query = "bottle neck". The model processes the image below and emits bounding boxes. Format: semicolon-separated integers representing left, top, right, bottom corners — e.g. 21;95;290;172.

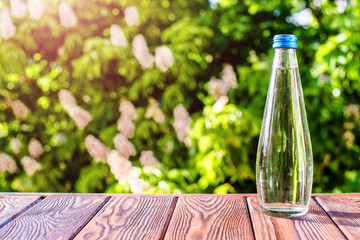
273;48;298;69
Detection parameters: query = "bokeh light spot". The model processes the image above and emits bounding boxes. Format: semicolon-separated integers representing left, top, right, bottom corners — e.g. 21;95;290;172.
332;88;341;97
112;8;119;16
33;53;41;61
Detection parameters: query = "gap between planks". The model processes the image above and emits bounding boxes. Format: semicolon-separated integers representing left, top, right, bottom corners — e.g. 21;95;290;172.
312;197;349;240
69;195;178;240
0;194;111;240
69;196;112;240
1;194;354;240
244;197;256;239
160;196;179;240
247;196;350;240
0;196;45;229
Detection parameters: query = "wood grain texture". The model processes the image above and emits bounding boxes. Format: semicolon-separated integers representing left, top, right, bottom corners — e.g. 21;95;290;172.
247;197;346;240
315;195;360;240
164;195;254;240
0;196;41;228
75;195;176;240
0;195;109;240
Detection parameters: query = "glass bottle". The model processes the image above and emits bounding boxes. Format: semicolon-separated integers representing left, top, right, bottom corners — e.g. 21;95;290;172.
256;35;313;217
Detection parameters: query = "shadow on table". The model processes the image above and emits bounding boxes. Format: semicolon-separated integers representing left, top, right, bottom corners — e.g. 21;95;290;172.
291;209;360;227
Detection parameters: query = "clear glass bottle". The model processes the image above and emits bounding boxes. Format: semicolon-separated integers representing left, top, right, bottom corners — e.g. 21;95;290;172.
256;35;313;217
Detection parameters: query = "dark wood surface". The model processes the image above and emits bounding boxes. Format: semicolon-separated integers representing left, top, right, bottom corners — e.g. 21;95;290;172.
165;195;254;240
0;193;358;240
247;197;346;240
0;195;109;239
75;196;176;240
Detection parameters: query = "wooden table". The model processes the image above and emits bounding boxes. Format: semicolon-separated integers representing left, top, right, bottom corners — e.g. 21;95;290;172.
0;193;358;239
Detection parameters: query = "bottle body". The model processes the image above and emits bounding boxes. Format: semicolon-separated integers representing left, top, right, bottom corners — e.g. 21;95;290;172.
256;47;313;217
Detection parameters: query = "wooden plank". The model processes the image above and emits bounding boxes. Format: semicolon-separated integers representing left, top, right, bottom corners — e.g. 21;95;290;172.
75;195;176;240
315;195;360;240
0;196;42;228
247;197;346;240
164;195;254;240
0;195;109;240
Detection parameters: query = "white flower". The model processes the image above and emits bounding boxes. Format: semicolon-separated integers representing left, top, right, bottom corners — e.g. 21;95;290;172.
124;6;140;27
21;156;41;176
343;131;355;149
154;112;165;124
344;104;360;120
145;98;165;123
319;74;329;83
222;64;237;89
173;104;192;147
117;116;135;139
54;133;67;145
0;153;18;174
106;150;135;182
0;7;17;39
128;178;149;193
117;100;136;138
58;89;77;111
132;34;154;69
10;0;27;18
208;77;228;100
155;46;174;72
27;0;44;20
110;24;128;47
11;100;30;119
58;89;92;130
336;0;348;14
286;8;313;27
113;133;136;159
213;95;229;113
57;47;65;56
85;135;110;162
28;138;43;159
174;104;191;121
140;151;161;168
59;2;77;27
119;100;136;120
10;138;22;155
68;105;92;130
343;122;355;130
208;64;237;100
313;0;321;8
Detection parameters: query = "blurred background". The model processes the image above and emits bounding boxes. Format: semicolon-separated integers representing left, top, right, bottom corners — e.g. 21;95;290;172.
0;0;359;194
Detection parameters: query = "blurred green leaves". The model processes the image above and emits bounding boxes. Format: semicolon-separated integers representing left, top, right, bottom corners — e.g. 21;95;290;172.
0;0;359;194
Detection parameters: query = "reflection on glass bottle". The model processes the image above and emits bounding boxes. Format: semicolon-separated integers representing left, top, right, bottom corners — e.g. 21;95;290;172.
256;35;313;217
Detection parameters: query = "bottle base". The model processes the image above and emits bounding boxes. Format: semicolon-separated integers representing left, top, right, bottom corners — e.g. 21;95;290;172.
260;205;308;218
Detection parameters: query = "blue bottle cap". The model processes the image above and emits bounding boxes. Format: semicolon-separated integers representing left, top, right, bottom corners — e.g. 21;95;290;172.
273;34;298;49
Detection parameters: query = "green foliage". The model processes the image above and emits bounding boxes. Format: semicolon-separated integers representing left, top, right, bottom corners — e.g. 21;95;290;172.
188;104;260;192
0;0;359;193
